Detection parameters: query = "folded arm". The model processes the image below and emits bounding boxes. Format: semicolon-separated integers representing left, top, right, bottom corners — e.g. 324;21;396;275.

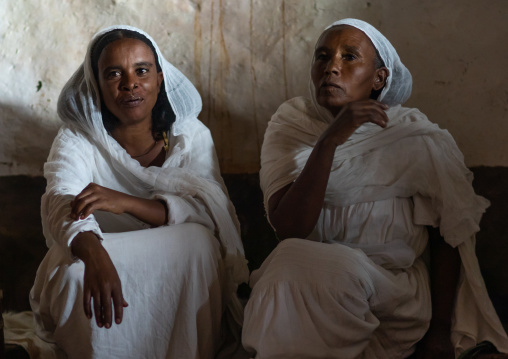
71;182;167;227
268;100;389;240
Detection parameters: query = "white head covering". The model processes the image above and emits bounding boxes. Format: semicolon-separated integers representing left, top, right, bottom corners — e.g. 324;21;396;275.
57;25;202;150
53;25;249;295
310;18;412;122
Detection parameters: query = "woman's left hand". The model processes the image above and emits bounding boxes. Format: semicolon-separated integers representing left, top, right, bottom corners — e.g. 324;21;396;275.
414;324;454;359
70;182;130;220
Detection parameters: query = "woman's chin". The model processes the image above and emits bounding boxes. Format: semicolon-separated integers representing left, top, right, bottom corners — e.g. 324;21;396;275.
316;98;343;116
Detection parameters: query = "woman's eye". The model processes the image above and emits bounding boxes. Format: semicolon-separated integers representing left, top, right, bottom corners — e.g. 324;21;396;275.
106;70;121;79
136;68;148;75
343;54;357;61
315;53;328;61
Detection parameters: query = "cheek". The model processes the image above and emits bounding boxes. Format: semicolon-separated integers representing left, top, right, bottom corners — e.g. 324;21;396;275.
99;81;115;99
353;67;376;86
311;64;321;87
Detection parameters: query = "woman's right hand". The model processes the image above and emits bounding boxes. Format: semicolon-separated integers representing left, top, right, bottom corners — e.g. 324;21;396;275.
71;232;128;328
318;100;389;148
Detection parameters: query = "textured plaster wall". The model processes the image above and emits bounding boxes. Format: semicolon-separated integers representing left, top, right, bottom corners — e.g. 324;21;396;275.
1;0;507;175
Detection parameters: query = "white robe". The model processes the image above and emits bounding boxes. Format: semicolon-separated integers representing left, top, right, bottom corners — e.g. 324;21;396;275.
242;97;508;358
30;123;246;359
29;25;249;359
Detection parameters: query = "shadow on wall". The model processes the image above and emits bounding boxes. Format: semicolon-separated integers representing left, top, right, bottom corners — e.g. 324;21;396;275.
0;102;59;175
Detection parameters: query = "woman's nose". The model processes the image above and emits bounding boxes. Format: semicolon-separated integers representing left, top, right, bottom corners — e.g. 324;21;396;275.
120;73;138;91
325;58;340;75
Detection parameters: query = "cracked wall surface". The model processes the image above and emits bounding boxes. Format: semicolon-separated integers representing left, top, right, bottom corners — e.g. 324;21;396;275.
1;0;507;174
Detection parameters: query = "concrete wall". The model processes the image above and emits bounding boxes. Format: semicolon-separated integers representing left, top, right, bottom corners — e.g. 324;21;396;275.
1;0;507;175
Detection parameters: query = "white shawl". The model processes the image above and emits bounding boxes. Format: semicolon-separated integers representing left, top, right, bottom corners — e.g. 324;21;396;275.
42;25;249;302
260;96;508;355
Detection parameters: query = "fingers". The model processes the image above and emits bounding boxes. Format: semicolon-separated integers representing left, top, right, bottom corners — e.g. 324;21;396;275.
92;292;103;328
71;183;104;220
338;100;389;128
83;289;92;319
101;292;113;329
112;290;126;325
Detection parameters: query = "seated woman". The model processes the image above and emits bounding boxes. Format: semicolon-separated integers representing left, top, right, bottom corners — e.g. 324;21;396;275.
242;18;508;359
29;25;249;359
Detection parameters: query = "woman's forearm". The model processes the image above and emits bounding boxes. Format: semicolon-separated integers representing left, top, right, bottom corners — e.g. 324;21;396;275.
123;196;167;227
71;231;104;262
71;183;168;227
269;139;336;240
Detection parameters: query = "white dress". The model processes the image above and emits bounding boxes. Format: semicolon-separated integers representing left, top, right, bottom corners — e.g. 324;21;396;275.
30;125;237;359
243;96;508;358
29;25;249;359
243;198;432;359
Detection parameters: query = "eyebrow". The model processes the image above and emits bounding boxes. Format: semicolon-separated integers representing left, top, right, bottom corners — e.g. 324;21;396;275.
133;61;155;68
102;61;155;74
342;45;362;55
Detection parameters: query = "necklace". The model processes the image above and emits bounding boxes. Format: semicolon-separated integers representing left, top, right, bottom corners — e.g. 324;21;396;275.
132;139;158;158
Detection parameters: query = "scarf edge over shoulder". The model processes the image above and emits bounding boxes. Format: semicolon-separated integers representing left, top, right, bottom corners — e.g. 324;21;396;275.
261;96;489;246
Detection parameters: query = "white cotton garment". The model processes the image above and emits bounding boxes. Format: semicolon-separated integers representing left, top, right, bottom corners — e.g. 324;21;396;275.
243;96;508;358
28;25;249;359
32;223;223;359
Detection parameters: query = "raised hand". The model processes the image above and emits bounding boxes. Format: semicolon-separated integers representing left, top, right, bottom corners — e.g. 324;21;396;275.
318;99;389;148
70;183;130;220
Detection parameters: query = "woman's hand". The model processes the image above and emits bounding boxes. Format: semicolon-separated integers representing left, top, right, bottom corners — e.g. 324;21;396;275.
71;232;128;328
70;182;167;227
70;183;129;220
318;100;389;148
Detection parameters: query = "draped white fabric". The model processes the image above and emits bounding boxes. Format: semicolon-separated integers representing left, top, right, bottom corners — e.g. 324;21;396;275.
30;25;248;358
249;96;508;357
54;25;248;285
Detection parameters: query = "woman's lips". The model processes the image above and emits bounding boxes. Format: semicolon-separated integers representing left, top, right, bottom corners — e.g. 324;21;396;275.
120;96;143;107
320;81;341;89
319;81;343;95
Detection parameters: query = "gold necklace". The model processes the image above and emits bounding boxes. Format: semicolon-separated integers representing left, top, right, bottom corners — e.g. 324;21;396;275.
132;140;158;158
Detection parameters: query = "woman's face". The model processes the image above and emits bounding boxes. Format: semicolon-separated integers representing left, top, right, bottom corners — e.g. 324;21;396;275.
97;38;163;128
311;25;386;116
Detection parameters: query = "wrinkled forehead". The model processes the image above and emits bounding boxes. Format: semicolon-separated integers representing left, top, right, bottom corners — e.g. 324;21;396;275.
316;24;377;53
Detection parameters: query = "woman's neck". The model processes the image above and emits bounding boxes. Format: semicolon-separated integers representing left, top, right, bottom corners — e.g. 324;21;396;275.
112;123;155;158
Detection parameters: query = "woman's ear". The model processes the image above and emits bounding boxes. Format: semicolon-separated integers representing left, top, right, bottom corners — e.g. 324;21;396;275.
373;67;388;91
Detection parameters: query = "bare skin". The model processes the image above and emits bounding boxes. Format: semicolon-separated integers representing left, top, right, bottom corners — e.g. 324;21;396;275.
269;25;460;358
70;37;168;329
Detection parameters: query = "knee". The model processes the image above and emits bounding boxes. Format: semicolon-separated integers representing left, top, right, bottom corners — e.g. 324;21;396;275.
259;239;375;293
170;223;221;269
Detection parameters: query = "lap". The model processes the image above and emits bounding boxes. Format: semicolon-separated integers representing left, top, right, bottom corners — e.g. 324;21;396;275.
31;223;224;358
243;238;431;359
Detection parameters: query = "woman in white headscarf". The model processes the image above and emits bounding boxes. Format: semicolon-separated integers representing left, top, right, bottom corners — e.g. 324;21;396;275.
242;18;508;359
29;25;249;359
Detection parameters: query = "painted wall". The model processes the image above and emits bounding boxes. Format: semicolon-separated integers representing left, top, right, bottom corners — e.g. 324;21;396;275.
1;0;507;175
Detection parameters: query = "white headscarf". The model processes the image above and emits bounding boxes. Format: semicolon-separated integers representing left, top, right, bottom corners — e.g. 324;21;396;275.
52;25;249;291
58;25;202;149
310;18;413;122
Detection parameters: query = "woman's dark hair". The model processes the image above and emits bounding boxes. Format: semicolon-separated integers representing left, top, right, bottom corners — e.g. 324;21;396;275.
91;29;175;137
